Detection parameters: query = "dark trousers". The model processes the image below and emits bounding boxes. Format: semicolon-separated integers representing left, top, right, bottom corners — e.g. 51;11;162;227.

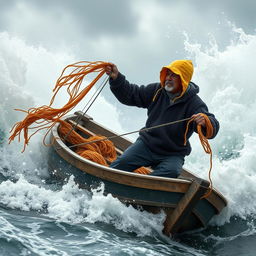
110;138;184;178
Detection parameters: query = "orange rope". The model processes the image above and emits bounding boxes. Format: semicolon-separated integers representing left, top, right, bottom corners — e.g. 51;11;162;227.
184;113;214;198
8;60;150;175
58;120;151;174
9;61;111;152
8;61;216;184
58;120;117;164
76;149;108;166
134;167;152;175
58;120;152;175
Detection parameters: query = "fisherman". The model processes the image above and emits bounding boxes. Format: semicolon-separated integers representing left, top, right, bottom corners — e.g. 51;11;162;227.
105;60;219;178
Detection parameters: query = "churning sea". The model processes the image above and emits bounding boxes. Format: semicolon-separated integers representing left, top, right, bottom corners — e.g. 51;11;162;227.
1;28;256;255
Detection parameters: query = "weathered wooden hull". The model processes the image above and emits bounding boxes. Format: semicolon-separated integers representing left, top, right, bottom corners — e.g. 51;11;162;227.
48;112;227;235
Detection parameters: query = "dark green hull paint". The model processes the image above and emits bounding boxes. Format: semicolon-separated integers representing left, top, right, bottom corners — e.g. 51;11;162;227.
48;147;216;230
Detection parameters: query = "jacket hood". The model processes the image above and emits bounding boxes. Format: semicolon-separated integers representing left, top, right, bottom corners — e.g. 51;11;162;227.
160;60;194;100
184;82;199;99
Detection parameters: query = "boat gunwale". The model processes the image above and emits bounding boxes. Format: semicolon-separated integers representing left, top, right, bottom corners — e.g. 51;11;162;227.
52;124;192;186
50;116;227;212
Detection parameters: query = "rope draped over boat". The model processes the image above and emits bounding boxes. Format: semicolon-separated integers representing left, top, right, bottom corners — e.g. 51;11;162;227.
8;61;214;196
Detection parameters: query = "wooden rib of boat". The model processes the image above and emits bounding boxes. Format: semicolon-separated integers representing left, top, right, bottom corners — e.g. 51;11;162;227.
48;111;227;235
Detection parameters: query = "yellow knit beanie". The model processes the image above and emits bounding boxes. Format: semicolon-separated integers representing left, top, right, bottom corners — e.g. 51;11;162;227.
160;60;194;99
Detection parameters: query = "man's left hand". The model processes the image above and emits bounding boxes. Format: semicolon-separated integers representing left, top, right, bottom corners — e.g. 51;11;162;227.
192;113;206;127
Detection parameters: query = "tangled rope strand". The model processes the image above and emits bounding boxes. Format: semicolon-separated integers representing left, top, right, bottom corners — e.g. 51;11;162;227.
58;120;116;165
58;120;150;173
9;61;111;152
184;113;214;198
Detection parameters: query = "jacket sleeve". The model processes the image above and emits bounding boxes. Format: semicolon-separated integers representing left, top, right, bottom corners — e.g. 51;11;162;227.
109;72;158;108
190;97;220;139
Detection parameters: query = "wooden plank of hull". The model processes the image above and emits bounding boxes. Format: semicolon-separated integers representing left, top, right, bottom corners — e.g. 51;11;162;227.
163;179;210;235
179;169;227;213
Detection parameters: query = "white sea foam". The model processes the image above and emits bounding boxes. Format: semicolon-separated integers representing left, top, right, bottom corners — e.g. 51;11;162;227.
183;27;256;224
0;27;256;233
0;176;165;237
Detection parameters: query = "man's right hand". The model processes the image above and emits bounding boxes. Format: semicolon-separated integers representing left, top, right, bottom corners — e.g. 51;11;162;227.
105;64;119;80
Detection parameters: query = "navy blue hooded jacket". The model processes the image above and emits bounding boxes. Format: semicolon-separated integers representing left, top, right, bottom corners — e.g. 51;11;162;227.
110;73;219;157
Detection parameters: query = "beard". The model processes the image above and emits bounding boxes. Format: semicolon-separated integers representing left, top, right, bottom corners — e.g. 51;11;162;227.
165;85;174;92
164;81;174;92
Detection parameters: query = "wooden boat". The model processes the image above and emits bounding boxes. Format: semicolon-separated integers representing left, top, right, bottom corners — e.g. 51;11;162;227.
48;111;227;235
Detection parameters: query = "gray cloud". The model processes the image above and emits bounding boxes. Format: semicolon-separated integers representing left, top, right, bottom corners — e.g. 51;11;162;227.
209;0;256;32
1;0;254;52
60;0;139;37
156;0;256;33
0;0;139;38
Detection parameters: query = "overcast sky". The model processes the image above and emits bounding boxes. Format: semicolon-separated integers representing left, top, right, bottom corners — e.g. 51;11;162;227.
1;0;255;77
1;0;255;130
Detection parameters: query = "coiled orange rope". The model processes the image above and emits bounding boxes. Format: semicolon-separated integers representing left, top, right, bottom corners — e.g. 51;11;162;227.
58;120;117;165
58;120;150;174
184;113;214;198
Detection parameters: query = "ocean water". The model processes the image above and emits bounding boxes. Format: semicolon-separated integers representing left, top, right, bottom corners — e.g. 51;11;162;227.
1;28;256;256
